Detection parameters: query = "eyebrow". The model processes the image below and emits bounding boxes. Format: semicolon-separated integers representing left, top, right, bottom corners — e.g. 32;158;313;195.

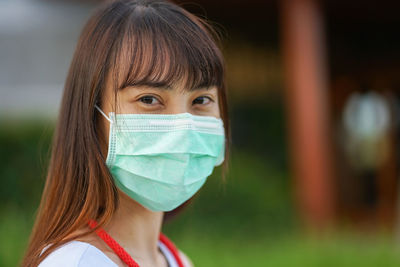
121;81;214;91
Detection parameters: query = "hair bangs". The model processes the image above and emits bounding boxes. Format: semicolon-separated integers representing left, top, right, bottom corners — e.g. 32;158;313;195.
109;3;225;93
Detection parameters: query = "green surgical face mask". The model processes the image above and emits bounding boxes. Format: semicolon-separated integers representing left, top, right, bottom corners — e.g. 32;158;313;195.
95;105;225;211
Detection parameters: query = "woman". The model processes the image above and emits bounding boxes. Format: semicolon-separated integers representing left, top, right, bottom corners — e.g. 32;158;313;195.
22;0;230;266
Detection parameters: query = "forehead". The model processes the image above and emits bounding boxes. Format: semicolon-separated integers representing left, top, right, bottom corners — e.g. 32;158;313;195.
119;80;218;93
103;71;218;103
111;51;221;93
105;26;223;94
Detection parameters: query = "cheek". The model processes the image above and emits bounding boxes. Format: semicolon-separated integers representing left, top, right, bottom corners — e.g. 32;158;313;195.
98;97;113;158
213;104;221;118
97;115;110;158
214;97;222;118
117;92;142;114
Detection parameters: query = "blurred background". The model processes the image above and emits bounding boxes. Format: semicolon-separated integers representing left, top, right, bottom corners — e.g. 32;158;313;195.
1;0;400;266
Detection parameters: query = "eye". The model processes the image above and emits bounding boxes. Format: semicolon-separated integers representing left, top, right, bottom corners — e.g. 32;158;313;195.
193;96;213;105
139;95;160;105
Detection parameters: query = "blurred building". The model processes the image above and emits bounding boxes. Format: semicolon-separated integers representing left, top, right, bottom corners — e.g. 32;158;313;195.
325;1;400;230
280;0;400;230
0;0;96;117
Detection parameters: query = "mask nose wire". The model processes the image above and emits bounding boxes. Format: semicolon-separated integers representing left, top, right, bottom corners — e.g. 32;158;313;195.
95;104;113;123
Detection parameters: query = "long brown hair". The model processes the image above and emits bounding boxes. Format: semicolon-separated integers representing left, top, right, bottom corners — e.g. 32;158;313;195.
22;0;230;266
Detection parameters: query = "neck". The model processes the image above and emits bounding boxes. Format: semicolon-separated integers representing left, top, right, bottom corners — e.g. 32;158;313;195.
102;191;164;262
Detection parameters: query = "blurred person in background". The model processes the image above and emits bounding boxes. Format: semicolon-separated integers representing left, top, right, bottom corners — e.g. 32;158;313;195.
21;0;230;266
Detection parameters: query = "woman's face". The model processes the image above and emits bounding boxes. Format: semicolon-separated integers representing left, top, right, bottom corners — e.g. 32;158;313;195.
97;77;221;156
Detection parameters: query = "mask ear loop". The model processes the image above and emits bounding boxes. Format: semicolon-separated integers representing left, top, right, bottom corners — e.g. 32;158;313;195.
95;104;113;123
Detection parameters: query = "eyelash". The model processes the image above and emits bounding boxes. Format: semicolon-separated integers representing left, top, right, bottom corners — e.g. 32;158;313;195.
192;96;213;105
139;95;160;105
138;95;213;106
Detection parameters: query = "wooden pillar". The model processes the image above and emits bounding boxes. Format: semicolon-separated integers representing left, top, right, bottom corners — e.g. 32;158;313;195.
280;0;335;228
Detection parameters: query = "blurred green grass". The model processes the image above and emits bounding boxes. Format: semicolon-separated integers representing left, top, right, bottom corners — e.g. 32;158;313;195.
1;121;400;266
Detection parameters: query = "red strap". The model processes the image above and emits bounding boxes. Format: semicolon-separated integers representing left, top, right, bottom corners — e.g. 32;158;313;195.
159;233;185;267
88;220;184;267
88;220;139;267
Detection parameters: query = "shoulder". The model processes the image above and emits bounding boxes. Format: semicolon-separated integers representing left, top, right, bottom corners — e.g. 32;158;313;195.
39;241;117;267
178;250;194;267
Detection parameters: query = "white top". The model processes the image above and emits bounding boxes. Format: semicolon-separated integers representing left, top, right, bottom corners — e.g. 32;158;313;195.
38;240;179;267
